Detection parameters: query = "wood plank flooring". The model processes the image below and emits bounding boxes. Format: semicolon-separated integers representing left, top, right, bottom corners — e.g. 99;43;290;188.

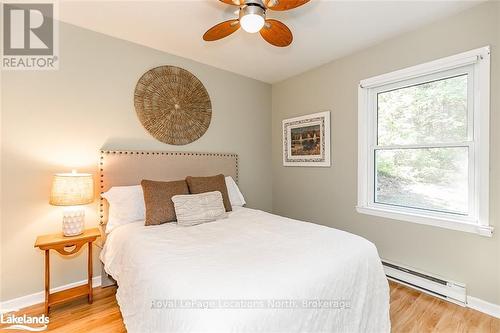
0;287;125;333
389;281;499;333
1;281;498;332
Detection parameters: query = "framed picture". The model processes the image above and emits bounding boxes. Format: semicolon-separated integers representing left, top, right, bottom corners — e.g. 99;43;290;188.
282;111;331;167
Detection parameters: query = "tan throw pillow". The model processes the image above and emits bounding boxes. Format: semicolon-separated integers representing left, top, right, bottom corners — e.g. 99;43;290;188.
186;174;232;212
172;191;227;227
141;179;190;226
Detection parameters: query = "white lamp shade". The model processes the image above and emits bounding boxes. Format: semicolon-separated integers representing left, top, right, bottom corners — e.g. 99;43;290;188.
50;172;94;206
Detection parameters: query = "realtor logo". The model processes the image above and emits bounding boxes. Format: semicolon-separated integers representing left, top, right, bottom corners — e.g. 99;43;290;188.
2;2;59;70
0;308;49;331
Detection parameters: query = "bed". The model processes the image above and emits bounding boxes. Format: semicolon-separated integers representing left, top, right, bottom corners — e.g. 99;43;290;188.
98;150;390;333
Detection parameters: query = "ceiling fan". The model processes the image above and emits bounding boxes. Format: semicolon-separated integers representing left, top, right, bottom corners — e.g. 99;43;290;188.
203;0;311;47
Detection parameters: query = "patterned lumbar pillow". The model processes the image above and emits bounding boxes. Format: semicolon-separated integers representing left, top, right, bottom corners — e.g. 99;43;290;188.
171;191;227;227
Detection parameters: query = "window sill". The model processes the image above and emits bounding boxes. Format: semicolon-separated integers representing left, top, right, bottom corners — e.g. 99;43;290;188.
356;206;493;237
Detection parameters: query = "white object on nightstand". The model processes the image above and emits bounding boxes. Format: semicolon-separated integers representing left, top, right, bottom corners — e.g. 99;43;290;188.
61;207;86;236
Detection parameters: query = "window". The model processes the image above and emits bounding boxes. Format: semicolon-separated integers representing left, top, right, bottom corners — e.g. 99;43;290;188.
357;47;491;236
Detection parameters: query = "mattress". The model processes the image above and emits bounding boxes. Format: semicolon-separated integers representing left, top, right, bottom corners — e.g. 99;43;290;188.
101;207;390;333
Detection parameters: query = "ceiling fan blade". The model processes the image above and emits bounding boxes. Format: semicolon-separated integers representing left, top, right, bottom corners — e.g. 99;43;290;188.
260;19;292;47
219;0;244;6
203;20;241;41
264;0;310;11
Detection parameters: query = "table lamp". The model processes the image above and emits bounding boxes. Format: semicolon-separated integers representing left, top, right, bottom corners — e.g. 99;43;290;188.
49;170;94;236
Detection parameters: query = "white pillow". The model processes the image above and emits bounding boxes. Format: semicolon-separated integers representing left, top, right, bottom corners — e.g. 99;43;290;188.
172;191;227;227
225;176;246;207
102;185;145;233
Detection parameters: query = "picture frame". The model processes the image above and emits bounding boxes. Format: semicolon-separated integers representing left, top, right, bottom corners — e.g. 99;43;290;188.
282;111;331;167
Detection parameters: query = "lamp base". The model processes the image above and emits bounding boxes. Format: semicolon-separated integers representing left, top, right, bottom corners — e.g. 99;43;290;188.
62;207;85;237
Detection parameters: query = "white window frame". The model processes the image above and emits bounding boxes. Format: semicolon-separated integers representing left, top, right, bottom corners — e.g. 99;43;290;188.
357;46;492;237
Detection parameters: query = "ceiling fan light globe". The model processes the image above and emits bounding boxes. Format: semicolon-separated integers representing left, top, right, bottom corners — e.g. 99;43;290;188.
240;14;265;33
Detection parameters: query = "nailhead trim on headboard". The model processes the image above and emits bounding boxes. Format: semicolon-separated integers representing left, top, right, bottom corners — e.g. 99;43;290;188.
99;150;239;225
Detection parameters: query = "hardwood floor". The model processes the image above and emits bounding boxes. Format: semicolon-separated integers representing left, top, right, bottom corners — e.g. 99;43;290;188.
388;281;499;333
0;287;125;333
1;281;498;332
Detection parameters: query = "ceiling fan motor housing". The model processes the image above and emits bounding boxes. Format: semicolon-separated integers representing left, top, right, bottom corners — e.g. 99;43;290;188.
242;0;266;8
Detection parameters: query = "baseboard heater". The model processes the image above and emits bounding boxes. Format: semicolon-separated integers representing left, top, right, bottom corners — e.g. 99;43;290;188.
382;260;466;306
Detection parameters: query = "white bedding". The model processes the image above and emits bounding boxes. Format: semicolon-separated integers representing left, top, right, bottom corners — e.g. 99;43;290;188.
101;207;390;333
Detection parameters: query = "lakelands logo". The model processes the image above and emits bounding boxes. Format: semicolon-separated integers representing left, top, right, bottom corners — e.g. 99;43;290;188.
1;1;59;70
0;309;49;331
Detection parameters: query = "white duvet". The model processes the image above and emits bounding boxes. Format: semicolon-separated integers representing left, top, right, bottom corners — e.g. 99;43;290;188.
101;207;390;333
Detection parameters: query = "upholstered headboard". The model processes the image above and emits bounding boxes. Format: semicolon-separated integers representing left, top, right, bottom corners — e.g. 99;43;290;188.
99;150;239;225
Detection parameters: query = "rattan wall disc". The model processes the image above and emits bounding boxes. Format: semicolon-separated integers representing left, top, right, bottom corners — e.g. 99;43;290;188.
134;66;212;145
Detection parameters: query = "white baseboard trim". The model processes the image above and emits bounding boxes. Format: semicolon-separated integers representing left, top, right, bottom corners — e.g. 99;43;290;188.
467;296;500;319
0;276;101;312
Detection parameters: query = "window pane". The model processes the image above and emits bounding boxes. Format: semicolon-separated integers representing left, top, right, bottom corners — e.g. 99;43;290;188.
377;75;468;145
375;147;468;214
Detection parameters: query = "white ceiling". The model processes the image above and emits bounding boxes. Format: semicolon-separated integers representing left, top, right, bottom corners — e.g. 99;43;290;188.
60;0;482;83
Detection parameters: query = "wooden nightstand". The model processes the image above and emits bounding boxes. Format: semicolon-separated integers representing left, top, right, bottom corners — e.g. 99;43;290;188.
34;228;101;315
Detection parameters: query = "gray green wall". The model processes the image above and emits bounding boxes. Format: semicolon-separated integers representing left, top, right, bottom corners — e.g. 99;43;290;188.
1;22;272;301
272;1;500;304
2;1;499;307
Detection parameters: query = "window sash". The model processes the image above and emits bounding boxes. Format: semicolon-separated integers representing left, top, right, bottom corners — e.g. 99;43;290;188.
373;146;473;217
357;46;491;236
372;66;475;147
366;67;476;221
376;74;471;147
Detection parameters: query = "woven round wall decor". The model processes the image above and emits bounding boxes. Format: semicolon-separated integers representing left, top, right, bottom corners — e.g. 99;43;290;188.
134;66;212;145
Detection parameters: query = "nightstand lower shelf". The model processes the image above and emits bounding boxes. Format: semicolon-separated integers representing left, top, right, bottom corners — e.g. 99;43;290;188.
35;228;100;315
48;285;90;307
